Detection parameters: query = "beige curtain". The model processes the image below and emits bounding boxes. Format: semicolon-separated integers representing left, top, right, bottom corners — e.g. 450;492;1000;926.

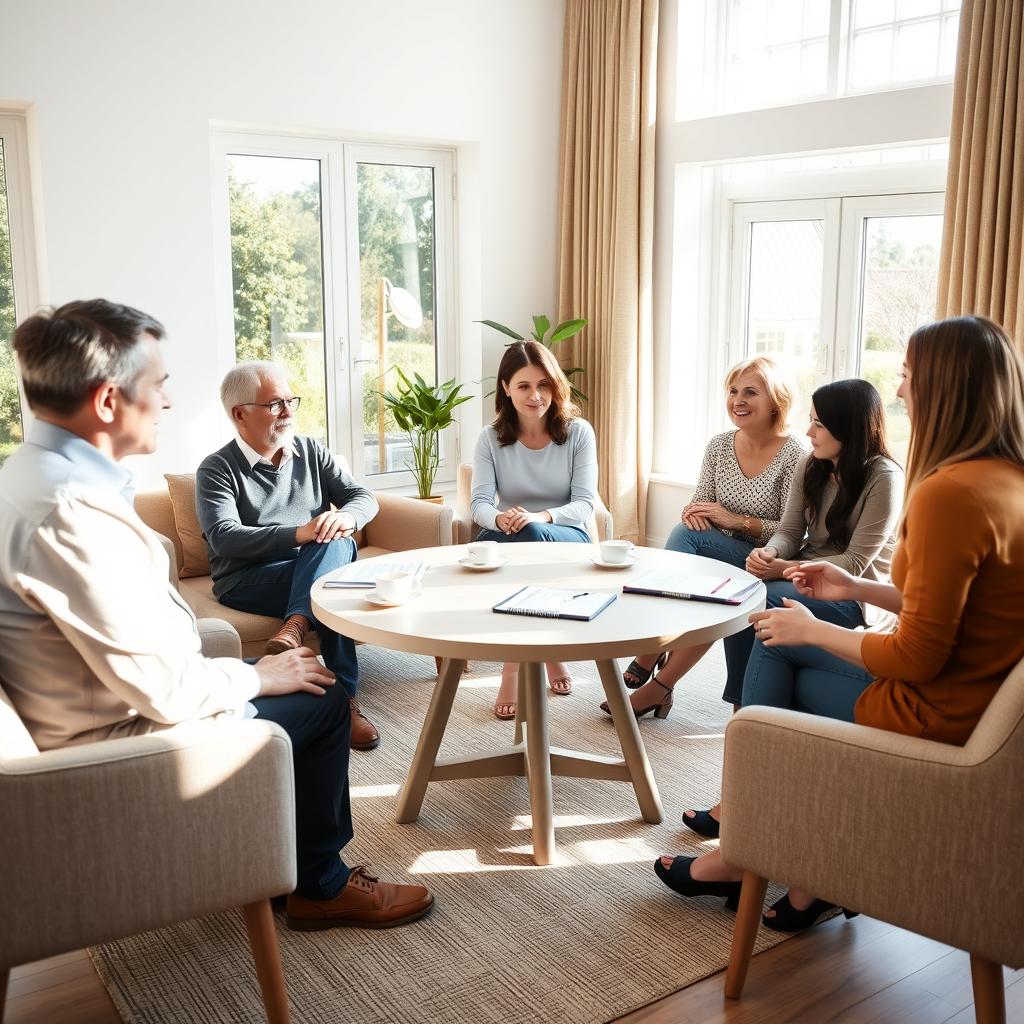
557;0;658;543
937;0;1024;344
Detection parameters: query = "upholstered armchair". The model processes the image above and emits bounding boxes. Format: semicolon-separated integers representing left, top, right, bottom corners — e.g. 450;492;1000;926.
720;655;1024;1024
135;466;454;658
453;462;614;544
0;620;297;1024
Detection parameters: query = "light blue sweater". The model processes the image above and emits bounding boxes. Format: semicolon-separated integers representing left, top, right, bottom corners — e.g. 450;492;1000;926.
471;418;598;532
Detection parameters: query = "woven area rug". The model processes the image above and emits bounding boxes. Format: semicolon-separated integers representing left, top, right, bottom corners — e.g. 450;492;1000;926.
90;645;790;1023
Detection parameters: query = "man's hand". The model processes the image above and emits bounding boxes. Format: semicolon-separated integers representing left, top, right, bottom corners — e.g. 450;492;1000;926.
783;561;858;602
254;647;336;697
295;510;356;545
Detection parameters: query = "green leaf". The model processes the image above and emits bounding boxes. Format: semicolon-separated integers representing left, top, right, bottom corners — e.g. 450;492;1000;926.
550;318;588;343
532;314;550;342
476;319;524;341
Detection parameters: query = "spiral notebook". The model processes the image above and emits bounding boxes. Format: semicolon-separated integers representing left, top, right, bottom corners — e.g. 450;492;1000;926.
493;585;617;621
622;569;760;605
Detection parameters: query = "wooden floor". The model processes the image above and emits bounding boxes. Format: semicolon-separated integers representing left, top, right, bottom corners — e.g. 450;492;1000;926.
5;915;1021;1023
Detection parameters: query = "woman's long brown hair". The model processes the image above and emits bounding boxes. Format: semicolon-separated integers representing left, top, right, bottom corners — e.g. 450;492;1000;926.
492;341;580;446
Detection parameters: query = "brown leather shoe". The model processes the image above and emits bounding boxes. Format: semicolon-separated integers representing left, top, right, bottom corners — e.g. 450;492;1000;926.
350;698;380;751
285;865;433;930
265;614;311;655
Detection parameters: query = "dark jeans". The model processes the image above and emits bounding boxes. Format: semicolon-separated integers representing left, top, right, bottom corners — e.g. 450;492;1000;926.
741;640;875;722
723;581;864;705
476;522;591;544
221;537;360;696
252;679;352;900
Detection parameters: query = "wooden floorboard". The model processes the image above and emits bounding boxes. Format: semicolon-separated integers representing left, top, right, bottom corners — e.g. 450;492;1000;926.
5;923;1019;1023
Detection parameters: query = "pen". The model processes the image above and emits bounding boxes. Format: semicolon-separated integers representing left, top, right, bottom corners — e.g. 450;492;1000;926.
571;592;590;598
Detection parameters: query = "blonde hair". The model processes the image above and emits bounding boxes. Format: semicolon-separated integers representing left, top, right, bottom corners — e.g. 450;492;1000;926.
724;355;793;428
904;316;1024;496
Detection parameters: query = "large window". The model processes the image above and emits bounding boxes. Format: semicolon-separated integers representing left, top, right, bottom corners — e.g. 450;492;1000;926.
214;134;455;485
729;191;943;462
0;114;40;467
679;0;962;117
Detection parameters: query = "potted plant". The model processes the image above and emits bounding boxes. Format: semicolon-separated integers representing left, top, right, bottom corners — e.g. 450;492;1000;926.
477;314;588;404
379;368;472;500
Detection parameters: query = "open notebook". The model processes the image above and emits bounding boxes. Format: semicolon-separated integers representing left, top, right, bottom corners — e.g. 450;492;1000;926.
493;586;617;621
622;569;760;605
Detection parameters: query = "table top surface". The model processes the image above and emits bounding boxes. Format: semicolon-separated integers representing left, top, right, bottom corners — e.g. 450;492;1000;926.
311;542;766;662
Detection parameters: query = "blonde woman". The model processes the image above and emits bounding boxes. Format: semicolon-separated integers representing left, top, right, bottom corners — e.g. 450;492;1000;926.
471;340;598;719
656;316;1024;934
609;357;803;717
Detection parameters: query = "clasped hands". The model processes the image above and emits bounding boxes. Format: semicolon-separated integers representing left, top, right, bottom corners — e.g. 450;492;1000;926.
748;561;859;646
681;501;743;532
295;509;357;545
495;506;550;534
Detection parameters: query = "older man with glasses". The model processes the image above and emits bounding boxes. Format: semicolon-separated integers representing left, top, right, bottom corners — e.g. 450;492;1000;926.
196;361;383;751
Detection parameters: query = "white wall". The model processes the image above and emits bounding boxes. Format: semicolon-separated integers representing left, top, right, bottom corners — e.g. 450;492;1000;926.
0;0;565;484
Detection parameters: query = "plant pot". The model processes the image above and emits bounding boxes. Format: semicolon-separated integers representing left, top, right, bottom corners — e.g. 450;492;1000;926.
418;495;445;504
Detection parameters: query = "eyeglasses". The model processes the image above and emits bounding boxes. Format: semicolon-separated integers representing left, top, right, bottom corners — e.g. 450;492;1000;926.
240;397;302;416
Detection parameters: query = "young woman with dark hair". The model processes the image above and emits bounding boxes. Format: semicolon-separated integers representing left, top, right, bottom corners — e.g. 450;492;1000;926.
678;378;903;839
471;340;598;719
655;317;1024;935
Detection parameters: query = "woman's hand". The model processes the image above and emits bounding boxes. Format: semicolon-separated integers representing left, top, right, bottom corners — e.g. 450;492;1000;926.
498;507;550;533
681;505;711;530
749;599;819;647
745;546;792;580
783;561;859;602
684;501;742;531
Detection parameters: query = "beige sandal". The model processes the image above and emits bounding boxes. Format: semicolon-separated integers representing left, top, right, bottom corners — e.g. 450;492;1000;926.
494;662;518;720
545;661;573;695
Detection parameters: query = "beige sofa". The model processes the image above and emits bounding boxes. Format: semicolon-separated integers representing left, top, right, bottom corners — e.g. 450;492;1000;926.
135;472;454;658
453;462;614;544
0;621;296;1023
720;655;1024;1023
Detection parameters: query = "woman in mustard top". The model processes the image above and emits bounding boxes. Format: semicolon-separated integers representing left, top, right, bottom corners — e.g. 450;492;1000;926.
653;316;1024;933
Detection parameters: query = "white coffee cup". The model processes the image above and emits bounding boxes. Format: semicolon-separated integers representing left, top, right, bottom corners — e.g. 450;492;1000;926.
599;539;633;564
374;570;421;603
467;540;500;566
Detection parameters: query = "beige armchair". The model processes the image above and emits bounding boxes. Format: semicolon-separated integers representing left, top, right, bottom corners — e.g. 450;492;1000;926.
720;655;1024;1024
0;620;296;1024
135;468;454;657
453;462;614;544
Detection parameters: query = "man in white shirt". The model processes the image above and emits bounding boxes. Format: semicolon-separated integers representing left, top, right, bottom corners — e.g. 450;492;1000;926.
0;299;433;930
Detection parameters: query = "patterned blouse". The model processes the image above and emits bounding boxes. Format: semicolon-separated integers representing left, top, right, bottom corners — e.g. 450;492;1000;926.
690;430;806;545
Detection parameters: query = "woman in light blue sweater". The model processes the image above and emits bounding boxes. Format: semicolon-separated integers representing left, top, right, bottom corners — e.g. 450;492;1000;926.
472;340;598;719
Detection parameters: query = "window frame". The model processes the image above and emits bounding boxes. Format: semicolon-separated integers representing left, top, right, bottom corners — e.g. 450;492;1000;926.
0;110;43;441
210;130;458;490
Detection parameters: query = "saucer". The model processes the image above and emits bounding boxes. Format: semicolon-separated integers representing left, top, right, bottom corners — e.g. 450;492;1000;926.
364;589;422;607
592;555;638;570
457;556;508;572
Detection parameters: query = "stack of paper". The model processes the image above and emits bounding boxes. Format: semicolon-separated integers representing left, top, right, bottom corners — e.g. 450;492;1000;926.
323;561;426;589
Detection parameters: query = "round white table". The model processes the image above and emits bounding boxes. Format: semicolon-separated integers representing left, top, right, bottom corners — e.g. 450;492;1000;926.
312;542;765;865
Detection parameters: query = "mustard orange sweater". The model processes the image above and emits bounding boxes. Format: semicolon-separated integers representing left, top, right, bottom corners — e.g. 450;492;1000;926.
857;459;1024;744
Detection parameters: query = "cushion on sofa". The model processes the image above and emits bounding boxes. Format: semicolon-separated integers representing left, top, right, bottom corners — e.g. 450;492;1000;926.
164;474;211;578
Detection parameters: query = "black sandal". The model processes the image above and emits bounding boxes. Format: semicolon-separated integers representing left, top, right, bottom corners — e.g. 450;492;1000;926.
681;808;720;839
653;856;742;911
762;893;859;933
623;652;668;689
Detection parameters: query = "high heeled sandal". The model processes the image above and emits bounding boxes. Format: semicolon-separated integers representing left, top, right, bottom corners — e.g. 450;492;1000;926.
622;652;668;689
545;663;573;696
494;664;518;721
681;808;721;839
653;856;742;911
601;677;674;720
762;893;859;933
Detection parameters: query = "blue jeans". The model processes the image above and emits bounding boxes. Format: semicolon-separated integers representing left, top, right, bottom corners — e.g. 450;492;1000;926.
741;640;875;723
221;538;360;696
252;679;352;900
476;522;591;544
723;581;864;705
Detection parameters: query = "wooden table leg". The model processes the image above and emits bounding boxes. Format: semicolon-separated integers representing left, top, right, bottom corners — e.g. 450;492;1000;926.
522;661;555;864
396;657;466;822
596;659;664;823
513;667;525;746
